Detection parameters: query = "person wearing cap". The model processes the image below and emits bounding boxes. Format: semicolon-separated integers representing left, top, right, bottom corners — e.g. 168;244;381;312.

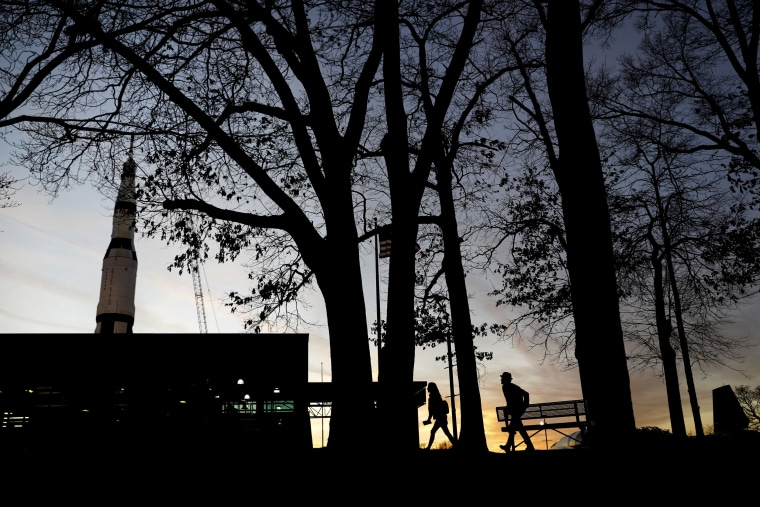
500;372;535;451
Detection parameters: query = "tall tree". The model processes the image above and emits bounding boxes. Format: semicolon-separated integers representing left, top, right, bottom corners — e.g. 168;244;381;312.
487;21;759;438
598;0;760;436
605;114;758;437
476;1;638;443
13;0;384;449
403;0;523;453
9;0;503;452
533;0;637;445
375;0;491;451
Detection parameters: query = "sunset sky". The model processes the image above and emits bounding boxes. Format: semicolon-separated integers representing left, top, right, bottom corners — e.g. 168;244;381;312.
2;151;758;451
3;4;758;452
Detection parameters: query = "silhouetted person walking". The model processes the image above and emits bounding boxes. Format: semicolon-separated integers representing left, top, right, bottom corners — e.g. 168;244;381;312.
500;372;535;451
423;382;455;449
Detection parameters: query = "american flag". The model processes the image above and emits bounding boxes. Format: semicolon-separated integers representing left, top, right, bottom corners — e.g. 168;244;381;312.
379;229;392;258
378;229;419;258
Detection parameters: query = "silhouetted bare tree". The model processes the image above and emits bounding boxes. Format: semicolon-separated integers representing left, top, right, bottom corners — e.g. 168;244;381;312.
10;0;384;449
487;0;637;445
605;113;759;438
617;1;760;204
6;0;506;453
376;0;494;451
596;0;760;437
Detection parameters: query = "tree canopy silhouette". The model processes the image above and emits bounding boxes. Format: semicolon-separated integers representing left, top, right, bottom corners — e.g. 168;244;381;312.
4;0;505;452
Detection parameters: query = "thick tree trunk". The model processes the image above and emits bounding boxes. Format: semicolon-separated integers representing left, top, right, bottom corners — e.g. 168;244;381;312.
317;220;375;450
298;156;376;450
381;207;423;450
377;0;423;451
543;0;636;445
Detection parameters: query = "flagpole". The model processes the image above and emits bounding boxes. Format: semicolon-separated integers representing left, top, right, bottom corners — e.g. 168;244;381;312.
374;218;382;382
446;332;459;443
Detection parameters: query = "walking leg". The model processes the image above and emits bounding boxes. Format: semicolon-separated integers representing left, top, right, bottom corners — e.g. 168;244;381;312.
521;429;535;451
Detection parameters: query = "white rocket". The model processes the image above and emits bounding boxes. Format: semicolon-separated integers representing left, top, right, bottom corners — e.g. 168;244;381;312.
95;156;138;333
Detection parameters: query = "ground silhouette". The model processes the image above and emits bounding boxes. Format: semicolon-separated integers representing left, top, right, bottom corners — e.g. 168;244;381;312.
3;430;757;501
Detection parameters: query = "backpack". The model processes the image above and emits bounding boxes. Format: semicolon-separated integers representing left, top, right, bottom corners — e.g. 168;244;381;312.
441;399;449;415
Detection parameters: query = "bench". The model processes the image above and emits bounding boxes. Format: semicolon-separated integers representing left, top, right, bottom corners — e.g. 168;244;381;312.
495;399;588;450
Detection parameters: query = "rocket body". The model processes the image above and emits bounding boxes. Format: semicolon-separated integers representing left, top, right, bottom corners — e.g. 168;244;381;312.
95;158;138;333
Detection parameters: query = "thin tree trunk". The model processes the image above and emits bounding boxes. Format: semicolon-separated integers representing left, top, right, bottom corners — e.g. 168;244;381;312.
652;177;705;438
437;161;488;453
650;238;688;438
663;249;705;437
